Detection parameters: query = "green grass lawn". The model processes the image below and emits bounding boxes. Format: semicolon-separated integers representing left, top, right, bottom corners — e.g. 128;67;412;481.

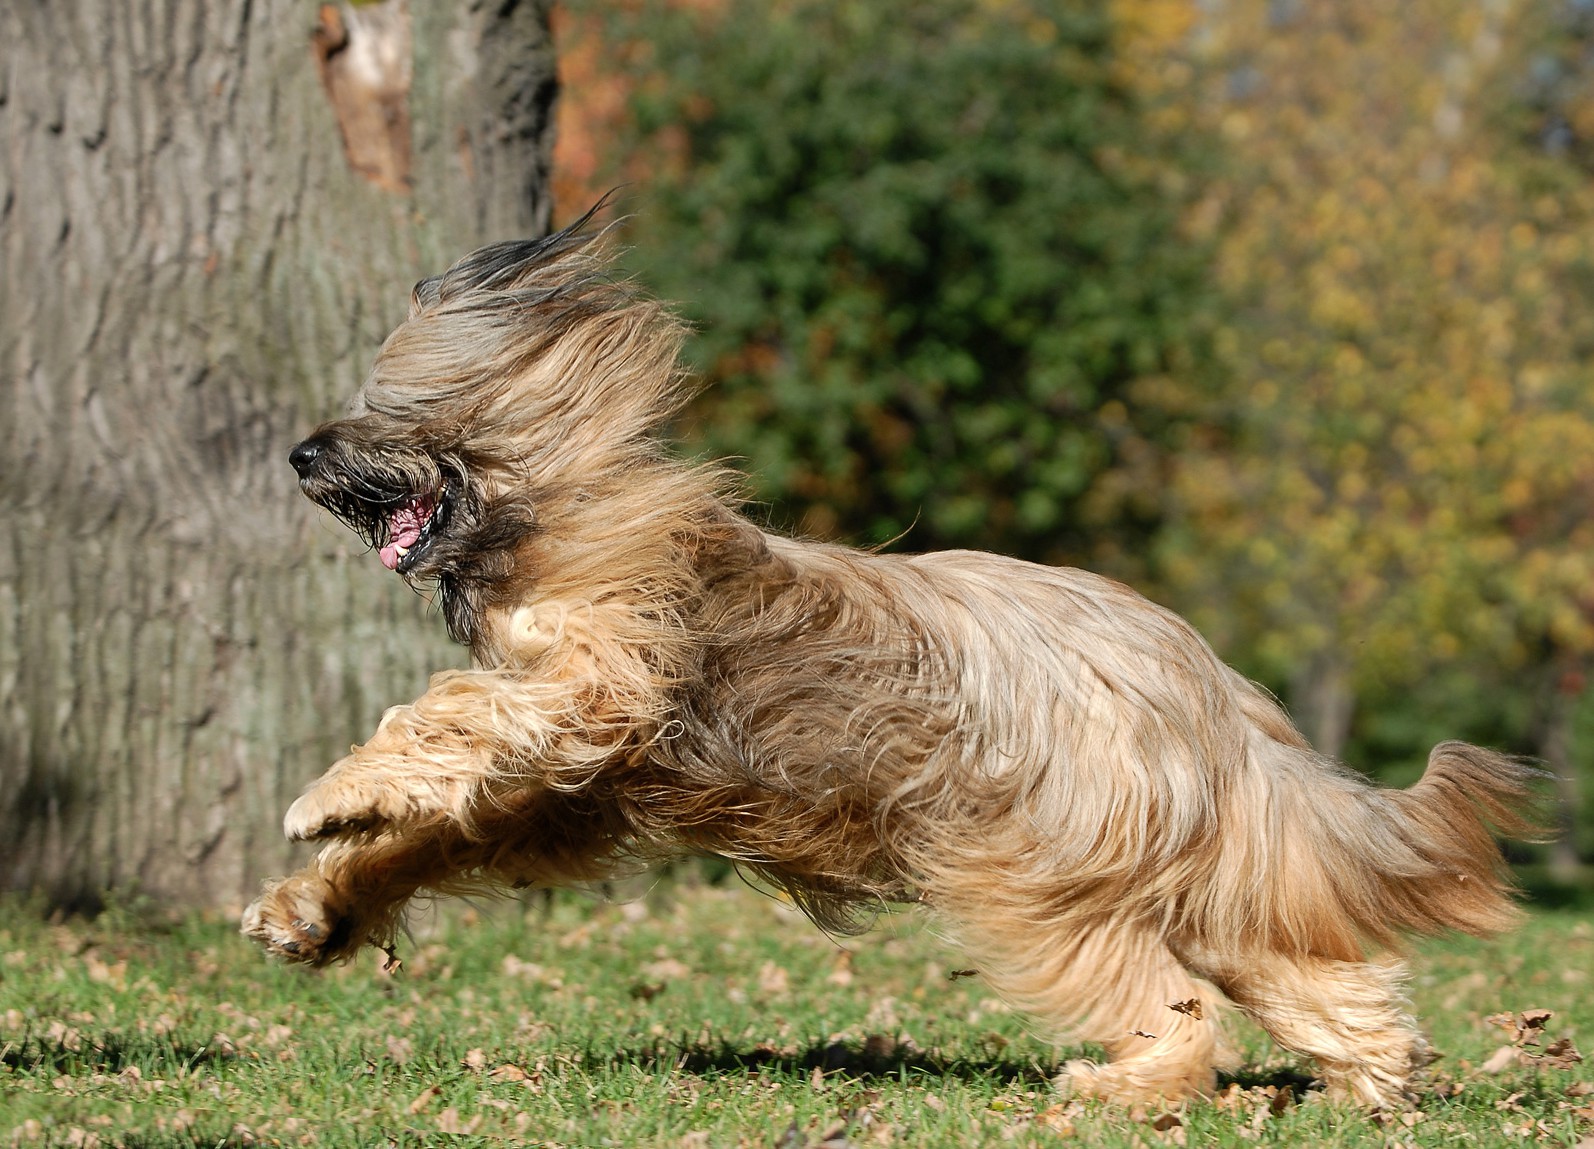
1;877;1590;1147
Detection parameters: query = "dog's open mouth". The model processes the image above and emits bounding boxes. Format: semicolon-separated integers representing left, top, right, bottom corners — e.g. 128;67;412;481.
380;490;446;573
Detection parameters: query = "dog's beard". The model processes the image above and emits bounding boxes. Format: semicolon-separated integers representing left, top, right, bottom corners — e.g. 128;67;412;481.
294;435;536;644
301;449;458;576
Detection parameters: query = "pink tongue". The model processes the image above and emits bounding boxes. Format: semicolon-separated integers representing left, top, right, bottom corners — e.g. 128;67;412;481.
379;500;432;570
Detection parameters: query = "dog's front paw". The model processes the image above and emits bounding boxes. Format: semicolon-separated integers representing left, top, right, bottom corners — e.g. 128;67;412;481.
283;774;408;841
241;872;360;966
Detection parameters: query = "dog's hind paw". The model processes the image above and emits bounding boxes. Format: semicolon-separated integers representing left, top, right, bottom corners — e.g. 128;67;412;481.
1058;1057;1214;1107
241;872;360;966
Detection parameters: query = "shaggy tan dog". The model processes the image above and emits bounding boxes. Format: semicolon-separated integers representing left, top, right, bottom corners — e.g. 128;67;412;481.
244;220;1540;1109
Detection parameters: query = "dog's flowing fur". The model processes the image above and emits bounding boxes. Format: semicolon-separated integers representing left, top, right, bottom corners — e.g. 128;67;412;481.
244;219;1541;1109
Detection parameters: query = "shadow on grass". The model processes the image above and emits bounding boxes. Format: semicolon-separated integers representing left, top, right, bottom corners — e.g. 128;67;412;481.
606;1033;1052;1086
0;1029;232;1077
601;1034;1324;1098
108;1135;243;1149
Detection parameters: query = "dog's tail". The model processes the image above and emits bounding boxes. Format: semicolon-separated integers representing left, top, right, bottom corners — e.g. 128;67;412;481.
1208;706;1546;956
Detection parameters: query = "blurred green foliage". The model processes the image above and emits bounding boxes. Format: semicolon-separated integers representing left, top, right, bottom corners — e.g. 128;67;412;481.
605;0;1211;562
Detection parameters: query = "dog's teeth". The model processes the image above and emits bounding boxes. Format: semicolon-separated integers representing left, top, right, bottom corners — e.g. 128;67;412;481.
395;544;409;557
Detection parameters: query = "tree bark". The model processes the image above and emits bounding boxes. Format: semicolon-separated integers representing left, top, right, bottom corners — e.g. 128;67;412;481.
0;0;557;910
1289;648;1354;762
1536;663;1587;884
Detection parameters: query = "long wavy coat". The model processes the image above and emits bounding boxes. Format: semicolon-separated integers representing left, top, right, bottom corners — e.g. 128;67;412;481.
244;221;1539;1109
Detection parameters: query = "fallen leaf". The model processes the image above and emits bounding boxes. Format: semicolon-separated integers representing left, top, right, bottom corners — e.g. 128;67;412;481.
1520;1009;1554;1032
827;951;855;987
1480;1045;1520;1074
1036;1103;1076;1134
1539;1037;1583;1069
407;1085;440;1114
758;960;790;995
644;958;691;981
435;1107;481;1134
1167;998;1203;1020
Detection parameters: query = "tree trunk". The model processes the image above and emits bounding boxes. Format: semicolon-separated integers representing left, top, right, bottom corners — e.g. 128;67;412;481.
1536;663;1586;884
1289;648;1355;762
0;0;557;911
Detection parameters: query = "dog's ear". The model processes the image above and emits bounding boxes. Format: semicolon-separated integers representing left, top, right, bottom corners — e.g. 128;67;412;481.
409;273;444;319
419;198;623;313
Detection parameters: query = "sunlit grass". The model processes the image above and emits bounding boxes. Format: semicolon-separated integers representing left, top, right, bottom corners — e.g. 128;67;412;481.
1;878;1589;1146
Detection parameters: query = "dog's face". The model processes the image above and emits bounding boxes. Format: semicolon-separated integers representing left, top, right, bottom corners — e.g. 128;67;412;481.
288;417;464;577
286;219;688;642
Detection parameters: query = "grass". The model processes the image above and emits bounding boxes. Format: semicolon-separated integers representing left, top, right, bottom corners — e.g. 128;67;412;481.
1;876;1590;1147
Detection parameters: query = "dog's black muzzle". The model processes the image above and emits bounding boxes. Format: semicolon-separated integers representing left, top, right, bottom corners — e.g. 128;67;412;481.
289;436;329;479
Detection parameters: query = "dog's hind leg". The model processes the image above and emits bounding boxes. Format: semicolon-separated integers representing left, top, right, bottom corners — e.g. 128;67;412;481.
1184;944;1425;1109
1053;930;1224;1105
955;910;1224;1105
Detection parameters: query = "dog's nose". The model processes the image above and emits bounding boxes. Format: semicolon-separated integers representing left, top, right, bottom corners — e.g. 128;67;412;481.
288;438;324;477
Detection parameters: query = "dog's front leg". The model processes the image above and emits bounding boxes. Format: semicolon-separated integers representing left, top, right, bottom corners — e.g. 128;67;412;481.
281;664;629;842
246;660;641;964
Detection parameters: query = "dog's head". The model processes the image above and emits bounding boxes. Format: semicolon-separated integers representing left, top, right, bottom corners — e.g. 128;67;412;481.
288;214;688;640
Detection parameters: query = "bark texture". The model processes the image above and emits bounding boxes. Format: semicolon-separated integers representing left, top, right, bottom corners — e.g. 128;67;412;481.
0;0;557;909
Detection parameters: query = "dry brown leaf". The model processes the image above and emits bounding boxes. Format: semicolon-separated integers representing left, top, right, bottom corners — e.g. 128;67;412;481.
1211;1083;1247;1113
435;1108;480;1135
462;1048;488;1071
1489;1009;1557;1047
1520;1009;1554;1031
828;951;856;987
490;1063;529;1083
1036;1103;1076;1134
644;957;692;981
1540;1036;1584;1069
1167;998;1203;1020
817;1118;850;1147
758;960;791;995
385;1035;413;1065
406;1085;440;1115
1480;1045;1520;1074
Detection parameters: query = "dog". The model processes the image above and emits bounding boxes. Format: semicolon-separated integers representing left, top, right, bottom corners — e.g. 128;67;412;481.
244;217;1541;1110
